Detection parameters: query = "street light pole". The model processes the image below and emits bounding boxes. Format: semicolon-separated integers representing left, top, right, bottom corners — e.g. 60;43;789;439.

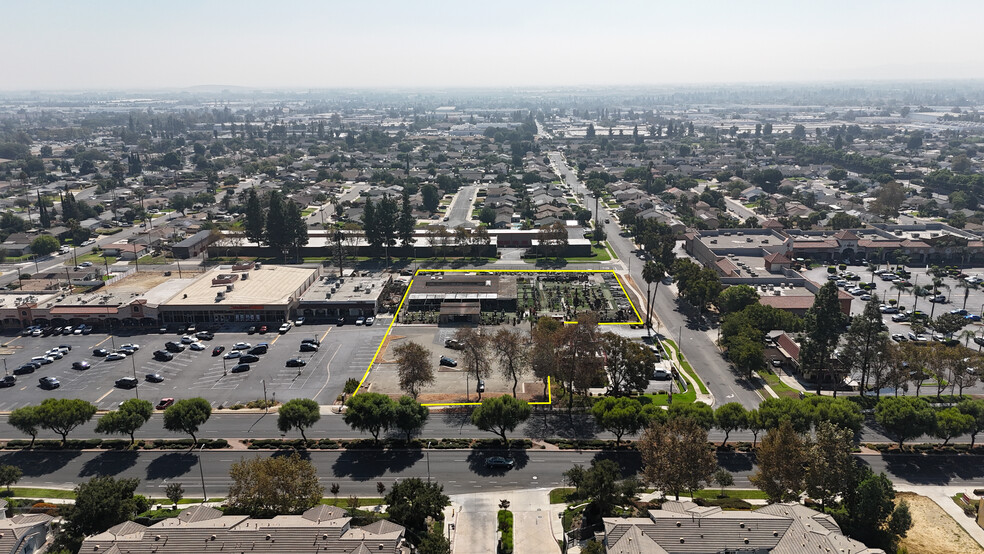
197;442;207;505
131;355;139;399
426;441;432;483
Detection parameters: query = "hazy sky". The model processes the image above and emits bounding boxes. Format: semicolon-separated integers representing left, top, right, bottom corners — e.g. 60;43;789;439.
4;0;983;90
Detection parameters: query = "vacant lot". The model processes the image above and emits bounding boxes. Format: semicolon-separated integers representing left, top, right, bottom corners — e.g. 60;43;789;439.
896;493;983;554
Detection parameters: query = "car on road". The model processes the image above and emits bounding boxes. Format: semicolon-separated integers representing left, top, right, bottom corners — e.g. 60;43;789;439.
355;317;365;325
299;343;319;352
279;322;292;333
156;398;175;410
0;375;16;387
233;342;251;350
81;239;96;247
115;377;138;389
106;352;127;361
153;350;174;361
239;354;260;363
230;363;250;373
189;341;206;351
248;344;268;355
440;356;457;367
212;345;225;356
224;351;241;359
365;316;375;326
145;373;164;383
286;358;307;367
13;365;35;375
484;456;515;469
72;361;91;370
39;377;60;389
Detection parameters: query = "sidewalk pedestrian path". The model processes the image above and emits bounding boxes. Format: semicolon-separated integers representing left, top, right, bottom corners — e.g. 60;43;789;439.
448;489;560;554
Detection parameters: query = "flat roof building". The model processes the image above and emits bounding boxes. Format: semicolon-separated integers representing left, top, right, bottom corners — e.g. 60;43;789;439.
298;272;389;322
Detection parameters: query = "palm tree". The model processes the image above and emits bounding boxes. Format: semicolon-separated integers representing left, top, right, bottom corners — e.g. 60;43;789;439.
642;261;665;338
891;281;911;306
868;263;879;283
955;280;977;310
929;280;950;319
961;329;978;347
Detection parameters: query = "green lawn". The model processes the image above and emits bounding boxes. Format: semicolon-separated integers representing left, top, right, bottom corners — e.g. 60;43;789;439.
301;208;316;216
550;488;575;504
321;497;384;508
3;487;76;499
661;339;709;395
65;253;115;265
639;386;696;406
758;370;800;398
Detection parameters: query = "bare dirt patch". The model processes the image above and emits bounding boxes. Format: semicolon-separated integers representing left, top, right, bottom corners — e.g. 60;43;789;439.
896;492;983;554
105;271;181;293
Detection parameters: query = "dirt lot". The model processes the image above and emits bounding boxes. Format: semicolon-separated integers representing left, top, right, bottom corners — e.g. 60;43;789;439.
897;493;983;554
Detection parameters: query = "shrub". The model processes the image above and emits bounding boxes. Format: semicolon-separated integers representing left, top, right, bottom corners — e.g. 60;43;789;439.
29;502;59;516
498;510;514;554
343;379;360;395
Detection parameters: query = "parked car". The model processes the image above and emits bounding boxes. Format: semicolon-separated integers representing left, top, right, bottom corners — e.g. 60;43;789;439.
224;351;241;360
355;317;365;325
294;318;305;327
39;376;60;389
286;358;307;367
106;352;127;361
279;322;292;333
230;363;250;373
180;335;195;344
31;356;54;365
156;398;175;410
440;356;457;367
196;331;214;341
145;373;164;383
58;344;72;351
115;377;138;389
153;350;174;361
14;364;36;375
233;342;251;350
653;368;672;380
189;342;206;351
299;343;319;353
72;361;91;371
484;456;515;469
891;313;910;322
247;326;257;335
445;339;463;350
120;343;140;351
212;345;225;356
240;354;260;363
879;305;898;314
891;334;908;342
248;345;268;355
930;295;947;303
258;325;268;334
165;342;185;353
0;375;16;387
365;316;375;326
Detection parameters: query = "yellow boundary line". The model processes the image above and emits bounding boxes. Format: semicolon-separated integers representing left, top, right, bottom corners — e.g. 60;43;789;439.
352;268;643;407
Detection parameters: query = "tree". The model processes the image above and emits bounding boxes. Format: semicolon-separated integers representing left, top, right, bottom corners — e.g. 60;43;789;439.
60;477;140;551
0;464;22;492
8;405;40;447
641;261;665;336
808;396;864;434
454;327;492;399
749;420;807;503
714;402;748;447
839;294;890;395
933;407;974;446
717;285;760;314
875;396;935;448
30;234;60;256
393;340;435;400
870;182;906;220
265;191;290;261
839;468;912;549
95;398;153;444
478;206;496;225
530;317;561;398
228;452;324;517
421;184;440;213
713;468;734;496
805;421;858;512
417;529;452;554
169;193;191;214
285;200;308;260
343;393;395;443
958;398;984;447
385;478;450;545
556;311;604;412
667;402;715;431
393;395;428;441
799;282;847;394
600;332;653;396
639;418;717;500
564;459;638;520
932;312;967;339
36;398;97;445
362;197;379;248
162;397;212;445
591;397;647;446
728;333;766;379
398;189;415;247
164;482;184;505
491;328;530;398
471;395;532;445
830;212;862;230
277;398;321;441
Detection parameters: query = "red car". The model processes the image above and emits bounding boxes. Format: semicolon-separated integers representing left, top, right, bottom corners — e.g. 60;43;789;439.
258;325;268;334
156;398;175;410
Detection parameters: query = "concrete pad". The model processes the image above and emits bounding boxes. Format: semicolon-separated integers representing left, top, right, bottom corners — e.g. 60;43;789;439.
452;494;498;554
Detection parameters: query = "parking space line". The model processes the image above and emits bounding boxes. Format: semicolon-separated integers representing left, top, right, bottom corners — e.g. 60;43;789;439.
320;328;332;342
95;389;114;403
4;337;20;346
93;336;112;348
269;335;282;345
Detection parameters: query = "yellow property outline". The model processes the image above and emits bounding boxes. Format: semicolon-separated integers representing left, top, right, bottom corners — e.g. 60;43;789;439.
353;268;644;407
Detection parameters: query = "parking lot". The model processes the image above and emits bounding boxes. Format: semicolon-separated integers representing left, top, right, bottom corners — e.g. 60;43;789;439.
0;319;390;411
801;264;984;343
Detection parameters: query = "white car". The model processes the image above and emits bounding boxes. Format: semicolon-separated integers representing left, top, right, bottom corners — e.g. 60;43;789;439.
31;356;54;365
120;343;140;351
189;342;206;351
80;261;93;267
106;352;127;361
355;317;365;325
365;316;375;326
180;336;195;344
232;342;251;350
45;350;64;360
224;350;241;359
294;317;305;327
82;239;96;246
278;323;291;333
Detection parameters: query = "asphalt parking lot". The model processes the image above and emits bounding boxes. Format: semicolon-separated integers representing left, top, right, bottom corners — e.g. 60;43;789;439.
0;319;390;411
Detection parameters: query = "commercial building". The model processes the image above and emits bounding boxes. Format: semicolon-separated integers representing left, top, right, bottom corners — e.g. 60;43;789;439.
81;505;409;554
405;273;518;316
297;272;389;322
171;229;218;259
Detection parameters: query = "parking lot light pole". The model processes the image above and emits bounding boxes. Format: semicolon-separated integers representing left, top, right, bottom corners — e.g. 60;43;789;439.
2;358;6;376
131;355;139;399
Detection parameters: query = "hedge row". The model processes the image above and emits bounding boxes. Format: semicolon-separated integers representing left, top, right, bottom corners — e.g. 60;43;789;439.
2;438;229;450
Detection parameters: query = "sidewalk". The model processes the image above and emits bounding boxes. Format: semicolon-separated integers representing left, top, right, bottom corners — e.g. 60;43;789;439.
449;489;560;554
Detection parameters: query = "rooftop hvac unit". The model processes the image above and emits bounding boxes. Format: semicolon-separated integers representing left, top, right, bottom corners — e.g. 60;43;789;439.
226;284;234;292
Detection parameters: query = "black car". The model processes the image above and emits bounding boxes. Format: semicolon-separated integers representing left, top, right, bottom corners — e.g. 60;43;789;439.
239;354;260;363
230;363;250;373
247;326;257;335
286;358;307;367
115;377;139;389
93;348;110;357
336;318;345;326
72;361;91;371
485;456;515;469
299;343;319;353
0;375;15;387
248;345;268;355
301;337;320;345
39;376;60;389
440;356;457;367
212;345;225;356
153;350;174;361
14;364;36;375
164;342;185;353
145;373;164;383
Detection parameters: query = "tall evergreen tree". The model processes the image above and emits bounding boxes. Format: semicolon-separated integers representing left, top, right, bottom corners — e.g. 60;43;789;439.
398;189;415;248
265;191;290;261
37;191;50;229
840;294;889;395
286;201;308;261
376;194;399;263
243;188;265;245
362;197;379;248
61;186;78;222
799;282;848;395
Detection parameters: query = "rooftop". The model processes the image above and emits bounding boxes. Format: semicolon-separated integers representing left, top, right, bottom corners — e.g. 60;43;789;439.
299;272;388;305
161;266;317;307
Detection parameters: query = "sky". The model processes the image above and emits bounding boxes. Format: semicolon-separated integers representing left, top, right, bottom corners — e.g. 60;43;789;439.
3;0;984;91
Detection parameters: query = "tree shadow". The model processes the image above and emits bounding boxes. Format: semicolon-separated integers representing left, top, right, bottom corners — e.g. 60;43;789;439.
0;450;81;478
716;452;754;473
877;453;984;486
441;407;474;432
145;452;199;480
523;412;598;440
466;446;531;476
590;450;643;478
330;448;423;481
79;450;139;477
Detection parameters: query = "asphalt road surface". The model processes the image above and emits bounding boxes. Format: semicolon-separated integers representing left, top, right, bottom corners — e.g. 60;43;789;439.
445;185;478;228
